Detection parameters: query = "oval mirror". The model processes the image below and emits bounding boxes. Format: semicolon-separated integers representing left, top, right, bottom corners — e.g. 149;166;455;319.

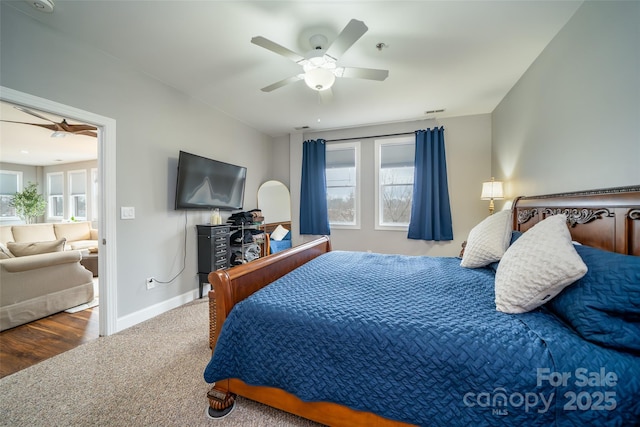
257;180;291;223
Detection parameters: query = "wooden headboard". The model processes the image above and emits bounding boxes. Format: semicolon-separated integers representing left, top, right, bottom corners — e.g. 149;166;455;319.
512;186;640;256
261;221;292;235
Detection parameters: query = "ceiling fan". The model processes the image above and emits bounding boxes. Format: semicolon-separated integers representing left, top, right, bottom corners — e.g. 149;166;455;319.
0;106;98;138
252;19;389;97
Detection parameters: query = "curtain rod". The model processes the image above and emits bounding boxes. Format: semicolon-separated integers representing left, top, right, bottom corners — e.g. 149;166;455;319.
324;131;416;143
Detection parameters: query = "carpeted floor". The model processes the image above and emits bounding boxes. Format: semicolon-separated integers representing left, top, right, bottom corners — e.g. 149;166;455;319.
0;298;321;426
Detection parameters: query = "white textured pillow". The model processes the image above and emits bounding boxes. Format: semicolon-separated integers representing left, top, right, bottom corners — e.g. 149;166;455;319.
270;224;289;241
495;214;587;313
460;210;512;268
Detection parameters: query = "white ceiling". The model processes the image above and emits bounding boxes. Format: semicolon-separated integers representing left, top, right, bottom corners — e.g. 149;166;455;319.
0;101;98;166
0;0;583;165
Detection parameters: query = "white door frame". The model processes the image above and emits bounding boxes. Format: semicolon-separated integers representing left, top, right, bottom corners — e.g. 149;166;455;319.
0;86;118;336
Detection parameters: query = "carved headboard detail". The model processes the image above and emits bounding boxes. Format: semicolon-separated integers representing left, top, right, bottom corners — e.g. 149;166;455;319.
512;186;640;256
541;208;613;228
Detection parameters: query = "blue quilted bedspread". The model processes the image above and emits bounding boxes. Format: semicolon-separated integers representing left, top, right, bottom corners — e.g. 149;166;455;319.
204;251;640;426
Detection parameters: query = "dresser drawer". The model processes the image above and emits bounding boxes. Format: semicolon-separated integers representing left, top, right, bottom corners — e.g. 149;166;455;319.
213;235;228;246
210;225;230;236
197;225;230;237
213;260;227;270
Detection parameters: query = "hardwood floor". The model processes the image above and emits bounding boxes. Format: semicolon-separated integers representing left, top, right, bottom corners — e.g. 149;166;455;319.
0;306;99;379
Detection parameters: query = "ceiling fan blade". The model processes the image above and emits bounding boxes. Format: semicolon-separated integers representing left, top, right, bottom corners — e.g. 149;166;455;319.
0;119;58;131
74;130;98;138
13;106;57;123
325;19;368;61
59;119;98;132
251;36;306;63
318;88;334;104
339;67;389;81
261;75;303;92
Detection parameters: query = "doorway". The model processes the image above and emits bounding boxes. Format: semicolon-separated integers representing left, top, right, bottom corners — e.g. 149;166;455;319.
0;86;117;336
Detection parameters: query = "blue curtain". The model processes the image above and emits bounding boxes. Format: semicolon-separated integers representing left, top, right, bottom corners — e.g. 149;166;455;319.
407;127;453;241
300;139;330;235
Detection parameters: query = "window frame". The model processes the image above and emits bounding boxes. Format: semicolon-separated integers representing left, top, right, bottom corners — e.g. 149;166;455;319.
0;170;23;221
325;141;361;230
68;169;87;221
374;136;415;231
47;171;64;220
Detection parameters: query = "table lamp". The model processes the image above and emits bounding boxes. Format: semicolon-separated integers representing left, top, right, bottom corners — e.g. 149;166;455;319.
481;177;504;215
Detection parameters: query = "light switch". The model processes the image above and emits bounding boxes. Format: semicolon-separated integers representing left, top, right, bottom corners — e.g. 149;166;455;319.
121;206;135;219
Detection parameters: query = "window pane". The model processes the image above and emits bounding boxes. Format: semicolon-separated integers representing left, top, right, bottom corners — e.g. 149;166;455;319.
72;195;86;218
0;170;21;218
326;166;356;186
69;171;86;195
0;171;19;195
326;143;359;227
326;148;355;168
327;186;355;224
377;139;415;228
381;183;413;224
380;143;414;168
50;195;64;217
48;173;63;195
0;195;15;218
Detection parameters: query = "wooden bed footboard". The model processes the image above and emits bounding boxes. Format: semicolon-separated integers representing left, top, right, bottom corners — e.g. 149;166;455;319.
208;235;331;350
206;234;414;426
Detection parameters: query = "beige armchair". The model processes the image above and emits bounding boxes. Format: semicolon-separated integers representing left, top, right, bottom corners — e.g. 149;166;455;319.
0;250;94;331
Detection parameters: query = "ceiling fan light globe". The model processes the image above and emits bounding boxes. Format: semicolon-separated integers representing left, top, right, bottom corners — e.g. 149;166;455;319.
304;68;335;91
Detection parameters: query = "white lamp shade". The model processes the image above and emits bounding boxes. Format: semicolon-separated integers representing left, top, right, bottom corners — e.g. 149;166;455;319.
481;180;504;200
304;67;335;91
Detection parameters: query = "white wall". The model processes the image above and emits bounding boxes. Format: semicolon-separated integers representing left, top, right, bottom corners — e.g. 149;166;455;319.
271;136;292;188
0;4;274;323
492;1;640;198
294;114;492;257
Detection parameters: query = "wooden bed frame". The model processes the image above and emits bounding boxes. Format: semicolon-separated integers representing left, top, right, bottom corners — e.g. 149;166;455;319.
206;186;640;426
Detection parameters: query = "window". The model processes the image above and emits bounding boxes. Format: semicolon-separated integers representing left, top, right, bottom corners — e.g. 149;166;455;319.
375;137;415;229
326;141;360;228
47;172;64;219
0;170;22;220
68;170;87;220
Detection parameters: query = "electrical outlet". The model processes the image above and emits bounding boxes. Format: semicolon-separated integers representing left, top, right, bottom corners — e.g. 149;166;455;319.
146;277;155;290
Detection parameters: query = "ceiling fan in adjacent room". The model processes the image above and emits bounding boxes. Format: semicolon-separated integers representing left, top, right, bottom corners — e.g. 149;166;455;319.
251;19;389;99
0;106;97;137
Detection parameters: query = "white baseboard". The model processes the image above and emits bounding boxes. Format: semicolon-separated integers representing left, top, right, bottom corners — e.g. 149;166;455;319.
115;288;204;333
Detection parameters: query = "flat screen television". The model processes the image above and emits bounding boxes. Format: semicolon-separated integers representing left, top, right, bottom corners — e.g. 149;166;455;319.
174;151;247;210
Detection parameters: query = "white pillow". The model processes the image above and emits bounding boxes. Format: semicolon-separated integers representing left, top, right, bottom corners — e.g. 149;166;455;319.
460;210;512;268
270;224;289;241
495;214;587;314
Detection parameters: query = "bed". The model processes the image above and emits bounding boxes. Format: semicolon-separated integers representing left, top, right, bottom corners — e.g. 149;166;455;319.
262;221;292;254
203;186;640;426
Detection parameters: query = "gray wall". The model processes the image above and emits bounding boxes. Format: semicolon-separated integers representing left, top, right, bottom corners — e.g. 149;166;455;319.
492;1;640;199
294;114;492;257
1;4;274;321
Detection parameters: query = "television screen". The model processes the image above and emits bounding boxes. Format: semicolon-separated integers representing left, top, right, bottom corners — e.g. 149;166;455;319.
175;151;247;210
